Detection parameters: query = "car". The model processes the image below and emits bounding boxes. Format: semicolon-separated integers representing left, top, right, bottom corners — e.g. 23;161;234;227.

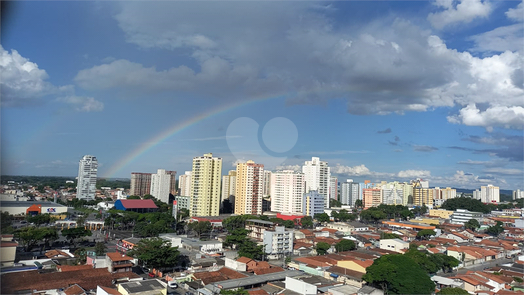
148;272;155;278
168;282;178;288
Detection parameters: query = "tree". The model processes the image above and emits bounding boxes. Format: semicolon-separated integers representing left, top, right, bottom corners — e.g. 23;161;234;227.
441;197;490;214
360;209;387;223
127;195;141;199
225;228;251;249
223;215;255;232
330;198;342;207
316;242;331;255
188;221;212;238
16;227;46;251
220;288;249;295
380;232;400;239
336;239;356;252
74;247;87;265
314;213;330;223
238;240;264;260
354;199;363;208
94;242;106;256
437;287;469;294
41;227;58;250
464;219;480;231
61;227;92;247
486;221;504;236
417;229;436;240
363;254;435;294
127;237;180;271
283;220;295;228
301;216;314;229
1;212;13;234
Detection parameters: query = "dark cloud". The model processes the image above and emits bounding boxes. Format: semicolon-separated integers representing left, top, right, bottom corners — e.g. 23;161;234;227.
377;128;392;134
413;145;439;152
448;133;524;162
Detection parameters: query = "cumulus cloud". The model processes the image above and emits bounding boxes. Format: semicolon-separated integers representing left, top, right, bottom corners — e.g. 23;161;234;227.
427;0;491;30
397;170;431;179
275;164;302;172
506;1;524;21
0;45;103;112
448;104;524;131
332;164;374;176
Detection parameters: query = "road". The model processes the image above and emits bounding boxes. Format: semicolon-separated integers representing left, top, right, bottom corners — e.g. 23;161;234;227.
440;256;516;277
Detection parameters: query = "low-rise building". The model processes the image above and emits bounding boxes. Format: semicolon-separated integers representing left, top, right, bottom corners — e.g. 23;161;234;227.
0;234;17;267
450;209;483;224
106;252;134;273
263;226;294;258
117;279;167;295
246;219;275;241
429;209;454;219
379;238;409;253
180;237;222;254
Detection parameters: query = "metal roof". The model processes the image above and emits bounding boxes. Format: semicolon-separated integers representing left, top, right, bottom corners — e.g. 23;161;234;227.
204;270;303;292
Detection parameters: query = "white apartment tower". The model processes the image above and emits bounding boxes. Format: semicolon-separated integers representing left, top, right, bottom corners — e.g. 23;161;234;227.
302;157;331;208
190;153;222;217
77;155;98;200
150;169;172;204
222;170;237;201
270;170;305;214
340;179;360;206
178;171;192;196
481;184;500;203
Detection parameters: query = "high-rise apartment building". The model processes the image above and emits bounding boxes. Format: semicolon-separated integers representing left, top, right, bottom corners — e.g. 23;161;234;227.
235;160;264;215
130;172;152;197
190;153;222;217
263;170;272;198
303;190;324;217
302;157;331;208
381;183;404;205
77;155;98;200
270;170;305;214
481;184;500;203
329;176;338;200
166;170;177;196
514;189;524;200
150;169;172;204
340;179;361;206
363;188;382;208
221;170;237;201
178;171;192;196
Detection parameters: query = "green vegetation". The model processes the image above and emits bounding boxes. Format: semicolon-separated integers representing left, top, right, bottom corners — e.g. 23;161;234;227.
437;287;469;294
441;197;515;214
360;204;414;224
363;254;436;294
283;220;295;228
96;178;131;189
316;242;331;255
104;210;175;237
301;216;314;229
127;237;180;271
220;288;249;295
314;213;331;223
61;227;92;247
74;247;88;265
335;239;356;252
15;226;58;251
464;219;480;231
223;215;257;231
330;198;343;207
354;199;363;208
331;209;357;222
416;229;436;240
513;277;523;283
1;175;77;190
380;232;400;239
237;239;265;260
187;221;213;238
486;221;504;236
26;213;57;226
1;212;14;234
94;242;106;256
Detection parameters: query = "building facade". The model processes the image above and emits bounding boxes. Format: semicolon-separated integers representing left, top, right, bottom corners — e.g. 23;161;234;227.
178;171;192;196
302;157;330;208
303;190;324;217
329;176;338;200
130;172;152;197
77;155;98;200
150;169;172;204
271;170;305;214
263;170;272;198
263;226;294;257
190;153;222;217
363;188;382;209
481;185;500;203
221;170;237;201
235;160;264;215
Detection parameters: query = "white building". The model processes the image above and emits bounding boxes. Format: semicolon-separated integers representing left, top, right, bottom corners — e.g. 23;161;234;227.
381;183;404;205
271;170;305;214
302;157;330;208
263;226;293;258
150;169;172;204
263;170;272;198
379;238;410;253
450;209;483;224
221;170;236;201
514;189;524;200
178;171;192;197
481;184;500;203
77;155;98;200
303;191;324;217
175;195;190;210
340;180;360;206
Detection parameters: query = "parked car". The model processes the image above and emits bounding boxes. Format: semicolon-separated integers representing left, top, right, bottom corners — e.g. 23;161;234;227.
168;282;178;288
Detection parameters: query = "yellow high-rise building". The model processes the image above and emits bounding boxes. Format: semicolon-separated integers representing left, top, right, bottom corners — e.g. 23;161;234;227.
235;160;264;215
189;153;222;217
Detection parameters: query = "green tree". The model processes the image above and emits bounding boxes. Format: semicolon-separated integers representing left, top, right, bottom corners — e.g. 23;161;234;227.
223;215;255;231
238;240;264;260
269;218;285;225
417;229;436;240
301;216;314;229
127;237;180;271
74;247;87;265
437;287;469;294
330;198;343;207
314;213;330;223
127;195;141;199
441;197;490;214
220;288;249;295
41;227;58;250
283;220;295;228
380;232;400;239
1;212;14;234
316;242;331;255
335;239;356;252
16;227;46;251
360;209;387;223
26;214;55;226
188;221;212;238
225;228;251;249
94;242;106;256
464;219;480;231
354;199;363;208
363;254;435;294
486;221;504;236
61;227;92;247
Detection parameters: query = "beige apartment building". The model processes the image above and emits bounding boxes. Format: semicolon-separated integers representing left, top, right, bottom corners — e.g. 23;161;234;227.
130;172;152;197
189;153;222;217
363;188;382;208
222;170;237;202
235;160;264;215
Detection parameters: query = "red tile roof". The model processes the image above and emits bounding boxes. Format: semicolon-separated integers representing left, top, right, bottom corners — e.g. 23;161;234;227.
64;284;85;295
98;286;122;295
253;267;285;275
248;289;269;295
236;257;254;264
107;252;133;262
58;265;94;272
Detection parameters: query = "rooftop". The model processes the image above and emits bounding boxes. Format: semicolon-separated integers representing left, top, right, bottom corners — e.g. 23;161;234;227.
119;279;165;293
0;201;67;207
204;270;303;292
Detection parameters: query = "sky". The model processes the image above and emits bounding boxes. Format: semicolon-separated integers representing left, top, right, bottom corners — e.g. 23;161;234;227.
1;0;523;190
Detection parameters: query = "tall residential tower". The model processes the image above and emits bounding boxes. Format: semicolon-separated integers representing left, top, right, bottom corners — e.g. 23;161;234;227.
302;157;331;208
190;153;222;217
235;160;264;215
77;155;98;200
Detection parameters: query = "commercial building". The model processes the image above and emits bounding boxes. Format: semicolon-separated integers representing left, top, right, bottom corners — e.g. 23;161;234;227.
303;191;324;217
429;209;454;219
190;153;222;217
0;201;68;216
130;172;152;197
150;169;173;204
221;170;236;201
450;209;483;224
235;160;264;215
302;157;331;208
270;170;305;214
263;226;294;258
178;171;192;196
114;199;158;213
77;155;98;200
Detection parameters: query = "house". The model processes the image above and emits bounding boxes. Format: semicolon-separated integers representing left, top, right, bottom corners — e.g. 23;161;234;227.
336;259;374;273
106;252;134;273
452;274;495;293
96;286;122;295
117;279;166;295
324;266;365;288
1;234;18;266
358;286;384;295
63;284;87;295
440;231;471;243
379;238;409;253
224;256;255;272
431;275;464;290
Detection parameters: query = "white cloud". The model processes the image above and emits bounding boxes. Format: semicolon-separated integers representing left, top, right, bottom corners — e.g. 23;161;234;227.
331;164;373;176
483;167;523;175
275;165;302;172
469;24;524;52
397;170;431;179
427;0;492;30
447;104;524;130
506;1;524;21
55;96;104;112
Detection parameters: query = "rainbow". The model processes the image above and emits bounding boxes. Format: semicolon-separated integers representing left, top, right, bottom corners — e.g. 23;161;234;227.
104;96;283;178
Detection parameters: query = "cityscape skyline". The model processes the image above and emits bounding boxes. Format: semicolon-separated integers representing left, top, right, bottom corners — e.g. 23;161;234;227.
1;1;523;190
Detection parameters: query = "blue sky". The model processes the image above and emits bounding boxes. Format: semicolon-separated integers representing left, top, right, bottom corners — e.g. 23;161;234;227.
1;0;523;190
